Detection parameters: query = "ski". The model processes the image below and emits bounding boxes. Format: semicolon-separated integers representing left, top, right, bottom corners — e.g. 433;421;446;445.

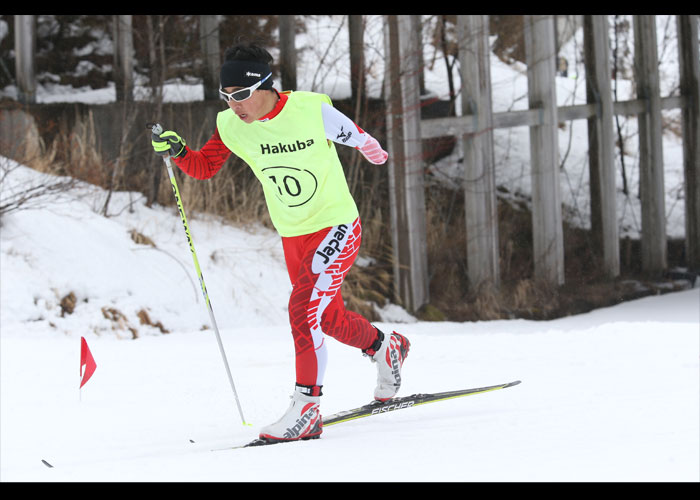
322;379;521;426
215;380;521;450
238;434;320;449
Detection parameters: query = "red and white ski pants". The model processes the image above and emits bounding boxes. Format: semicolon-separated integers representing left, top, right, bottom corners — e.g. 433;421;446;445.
282;217;377;388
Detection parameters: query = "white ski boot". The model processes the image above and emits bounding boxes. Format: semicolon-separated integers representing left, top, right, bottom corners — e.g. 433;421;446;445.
363;328;411;401
259;384;323;442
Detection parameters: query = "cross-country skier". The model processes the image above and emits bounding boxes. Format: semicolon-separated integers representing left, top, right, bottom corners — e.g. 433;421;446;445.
151;42;410;443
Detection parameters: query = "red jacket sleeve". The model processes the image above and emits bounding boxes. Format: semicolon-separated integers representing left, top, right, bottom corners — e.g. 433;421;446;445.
173;128;231;180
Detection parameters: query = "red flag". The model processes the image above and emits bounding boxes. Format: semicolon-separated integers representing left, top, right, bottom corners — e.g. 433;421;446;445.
80;337;97;388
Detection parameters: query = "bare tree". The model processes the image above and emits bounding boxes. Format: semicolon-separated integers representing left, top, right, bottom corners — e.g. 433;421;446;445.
0;157;76;219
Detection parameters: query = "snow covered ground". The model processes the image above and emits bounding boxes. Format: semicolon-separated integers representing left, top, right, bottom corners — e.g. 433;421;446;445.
1;163;698;482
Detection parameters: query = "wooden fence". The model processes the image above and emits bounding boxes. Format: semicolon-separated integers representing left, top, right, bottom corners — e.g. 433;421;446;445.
385;15;699;312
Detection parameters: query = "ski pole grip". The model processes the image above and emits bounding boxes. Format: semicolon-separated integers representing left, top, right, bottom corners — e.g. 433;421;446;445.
150;123;164;136
148;122;172;163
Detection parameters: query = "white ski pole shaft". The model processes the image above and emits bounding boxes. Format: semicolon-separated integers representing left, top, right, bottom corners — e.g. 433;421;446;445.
151;123;248;426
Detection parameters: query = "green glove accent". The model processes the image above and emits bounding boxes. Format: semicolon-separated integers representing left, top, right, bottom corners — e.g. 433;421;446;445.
151;130;187;158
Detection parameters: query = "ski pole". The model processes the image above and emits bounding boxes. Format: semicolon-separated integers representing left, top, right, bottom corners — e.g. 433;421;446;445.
149;122;249;426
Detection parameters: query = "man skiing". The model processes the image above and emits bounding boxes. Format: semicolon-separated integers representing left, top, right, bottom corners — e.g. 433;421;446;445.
151;42;410;443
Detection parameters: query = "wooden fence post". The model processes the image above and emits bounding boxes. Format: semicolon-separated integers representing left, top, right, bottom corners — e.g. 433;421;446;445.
677;15;700;272
584;15;620;278
633;15;667;275
420;15;695;282
523;15;565;286
384;15;429;313
457;15;500;290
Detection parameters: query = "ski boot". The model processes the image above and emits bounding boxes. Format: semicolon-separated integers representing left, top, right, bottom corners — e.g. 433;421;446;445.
258;384;323;443
363;328;410;401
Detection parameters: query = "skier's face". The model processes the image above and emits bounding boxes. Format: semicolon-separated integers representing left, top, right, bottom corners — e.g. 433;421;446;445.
224;87;275;124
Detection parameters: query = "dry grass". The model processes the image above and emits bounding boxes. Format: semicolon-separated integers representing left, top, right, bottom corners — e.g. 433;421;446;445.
28;111;107;184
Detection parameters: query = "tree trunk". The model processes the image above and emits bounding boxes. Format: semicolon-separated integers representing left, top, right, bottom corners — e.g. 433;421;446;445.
14;15;36;104
113;15;134;102
348;15;365;102
279;16;297;91
200;15;221;100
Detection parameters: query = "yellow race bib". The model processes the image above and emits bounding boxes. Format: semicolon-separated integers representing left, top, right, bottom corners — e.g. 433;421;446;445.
217;91;358;237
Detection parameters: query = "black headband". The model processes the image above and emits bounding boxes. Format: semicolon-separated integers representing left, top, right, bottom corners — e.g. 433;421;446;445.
220;60;273;89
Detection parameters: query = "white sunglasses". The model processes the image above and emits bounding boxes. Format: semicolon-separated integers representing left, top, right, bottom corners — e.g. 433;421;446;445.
219;73;272;102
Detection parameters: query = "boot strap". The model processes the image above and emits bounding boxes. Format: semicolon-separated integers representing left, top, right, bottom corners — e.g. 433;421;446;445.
296;383;323;397
362;328;385;357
